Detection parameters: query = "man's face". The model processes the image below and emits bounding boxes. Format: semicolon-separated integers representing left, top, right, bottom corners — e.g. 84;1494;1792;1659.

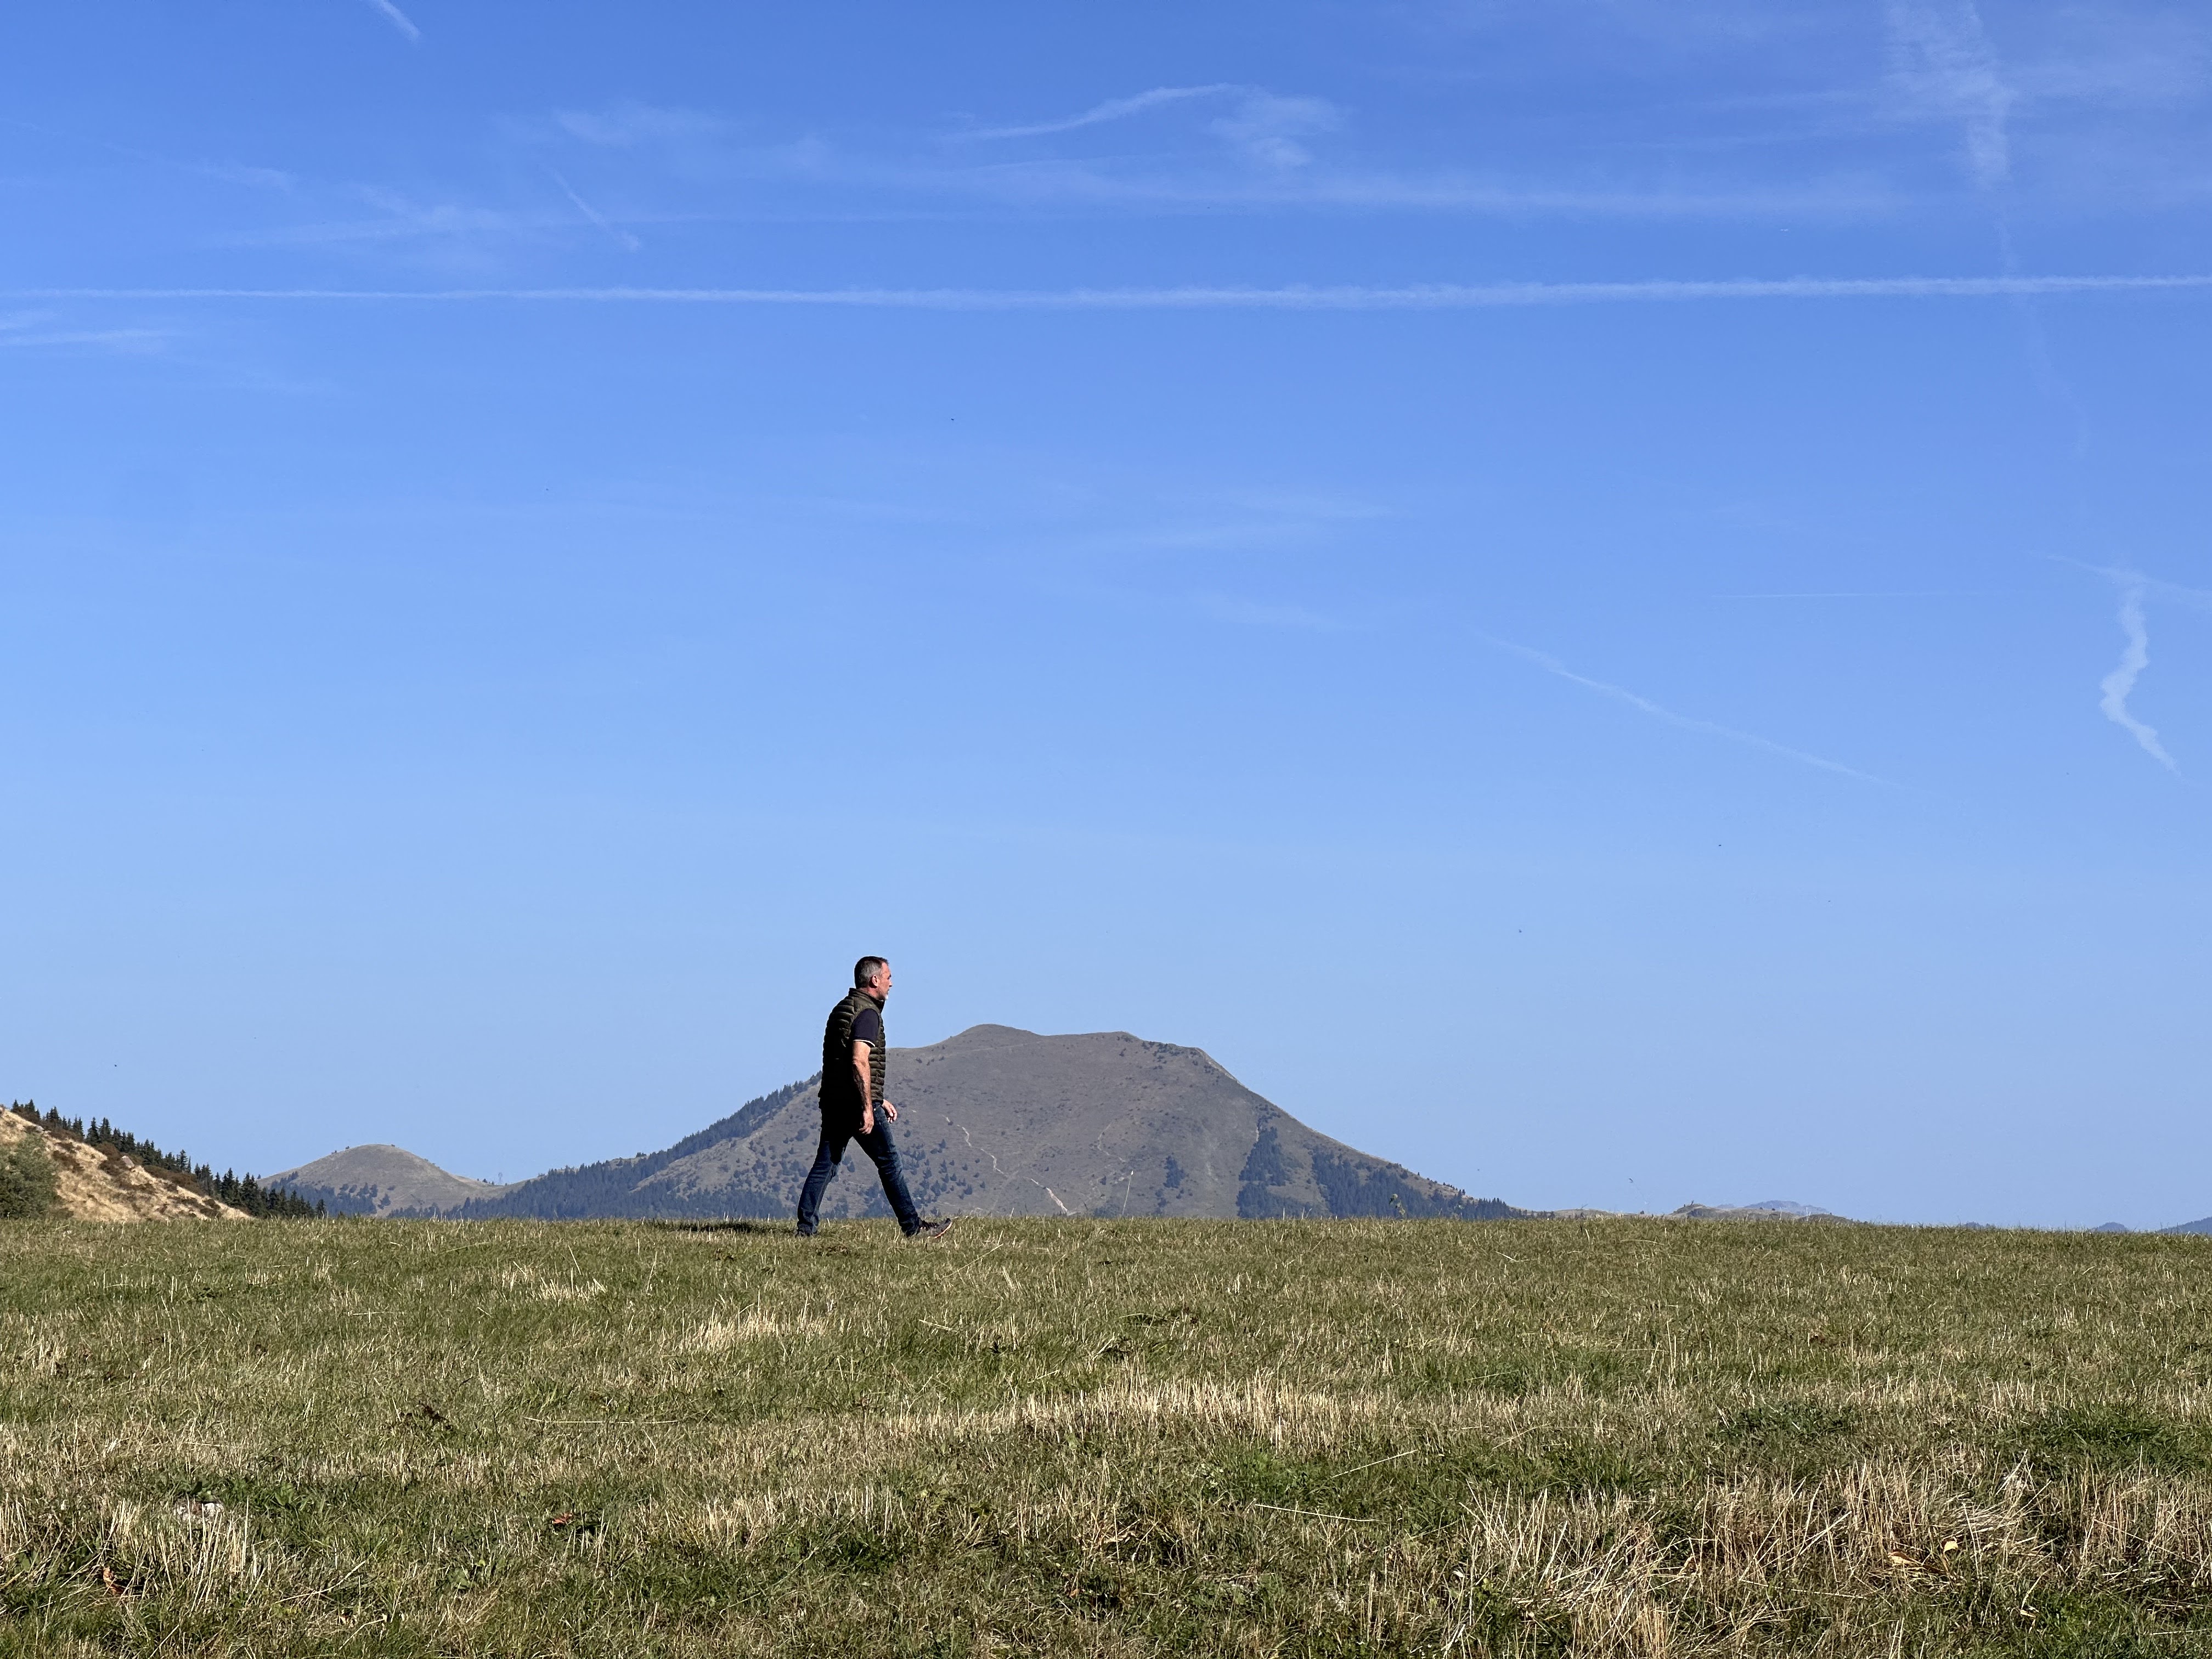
866;964;894;1001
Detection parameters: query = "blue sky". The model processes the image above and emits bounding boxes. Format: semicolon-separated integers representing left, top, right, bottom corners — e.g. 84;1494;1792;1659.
5;1;2211;1226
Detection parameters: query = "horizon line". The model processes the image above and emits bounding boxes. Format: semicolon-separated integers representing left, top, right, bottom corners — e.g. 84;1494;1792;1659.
8;274;2212;310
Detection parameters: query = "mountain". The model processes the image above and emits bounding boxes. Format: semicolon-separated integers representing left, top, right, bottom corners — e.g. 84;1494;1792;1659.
2160;1217;2212;1235
1665;1203;1852;1223
463;1024;1526;1223
266;1144;516;1217
1;1109;248;1222
1547;1200;1853;1223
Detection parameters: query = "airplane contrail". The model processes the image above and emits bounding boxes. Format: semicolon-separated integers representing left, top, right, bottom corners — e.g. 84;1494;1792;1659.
7;274;2212;310
365;0;421;43
1488;639;1890;785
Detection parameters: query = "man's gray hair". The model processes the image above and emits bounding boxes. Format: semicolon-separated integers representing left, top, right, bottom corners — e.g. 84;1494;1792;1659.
854;956;889;988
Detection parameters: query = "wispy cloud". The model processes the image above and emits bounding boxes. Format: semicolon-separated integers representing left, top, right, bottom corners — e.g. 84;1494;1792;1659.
1210;93;1340;168
2066;560;2191;769
548;171;641;251
195;161;295;190
524;24;2210;230
0;311;166;353
554;103;724;148
1884;0;2014;187
0;329;165;352
1488;638;1888;784
14;273;2211;309
959;83;1342;171
2083;572;2176;770
1717;589;1984;599
961;86;1237;143
226;187;573;252
534;98;1897;220
364;0;421;44
904;160;1895;217
0;117;295;191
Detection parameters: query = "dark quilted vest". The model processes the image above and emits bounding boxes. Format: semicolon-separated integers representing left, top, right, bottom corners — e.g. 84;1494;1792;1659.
821;989;887;1115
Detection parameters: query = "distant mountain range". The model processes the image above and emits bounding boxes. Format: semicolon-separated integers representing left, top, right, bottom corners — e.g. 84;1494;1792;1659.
250;1026;2212;1232
279;1024;1527;1222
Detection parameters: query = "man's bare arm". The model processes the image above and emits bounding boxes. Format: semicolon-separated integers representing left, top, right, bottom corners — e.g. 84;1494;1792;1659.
852;1042;895;1131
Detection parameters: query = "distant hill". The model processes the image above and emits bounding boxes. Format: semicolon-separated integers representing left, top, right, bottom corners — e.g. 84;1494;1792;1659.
2160;1216;2212;1235
266;1144;515;1217
1666;1203;1852;1223
2;1108;248;1222
461;1024;1527;1223
1548;1200;1852;1223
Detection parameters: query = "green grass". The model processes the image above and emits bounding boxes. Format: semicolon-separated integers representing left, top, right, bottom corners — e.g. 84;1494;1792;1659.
4;1217;2212;1656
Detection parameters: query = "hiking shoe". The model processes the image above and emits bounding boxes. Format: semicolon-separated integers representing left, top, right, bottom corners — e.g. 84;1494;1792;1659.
908;1218;954;1242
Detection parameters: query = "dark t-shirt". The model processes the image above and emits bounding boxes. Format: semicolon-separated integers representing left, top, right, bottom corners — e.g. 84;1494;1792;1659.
850;1007;883;1048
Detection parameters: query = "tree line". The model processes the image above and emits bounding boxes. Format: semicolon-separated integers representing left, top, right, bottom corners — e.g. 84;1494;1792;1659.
3;1102;325;1219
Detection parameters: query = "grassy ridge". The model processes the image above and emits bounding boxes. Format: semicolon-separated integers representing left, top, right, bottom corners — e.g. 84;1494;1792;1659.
4;1217;2212;1656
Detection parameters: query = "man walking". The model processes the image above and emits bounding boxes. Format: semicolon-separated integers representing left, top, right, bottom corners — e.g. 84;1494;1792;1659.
795;957;952;1240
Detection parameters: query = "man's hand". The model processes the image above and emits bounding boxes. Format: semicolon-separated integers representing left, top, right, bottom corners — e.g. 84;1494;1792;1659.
881;1099;898;1122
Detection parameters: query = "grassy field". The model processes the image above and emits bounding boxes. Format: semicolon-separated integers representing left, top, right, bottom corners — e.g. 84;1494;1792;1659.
4;1218;2212;1657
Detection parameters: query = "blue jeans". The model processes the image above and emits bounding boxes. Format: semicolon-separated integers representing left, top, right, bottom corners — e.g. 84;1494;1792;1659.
795;1114;923;1235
